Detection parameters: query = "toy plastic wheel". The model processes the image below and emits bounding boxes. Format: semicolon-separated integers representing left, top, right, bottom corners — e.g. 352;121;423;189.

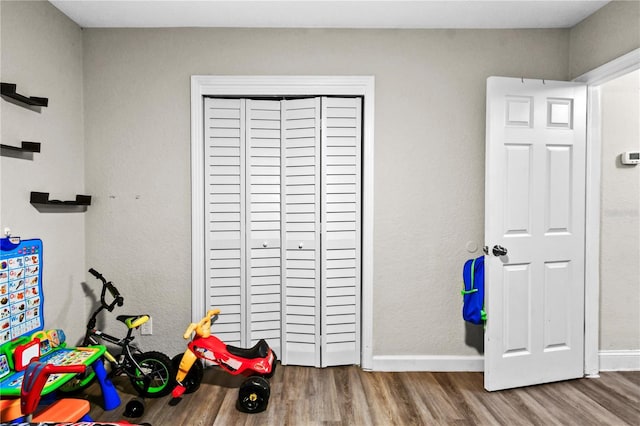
237;376;270;413
130;351;175;398
171;354;203;394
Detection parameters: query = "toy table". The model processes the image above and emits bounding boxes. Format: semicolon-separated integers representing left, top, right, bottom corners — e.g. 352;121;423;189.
0;346;105;397
0;238;120;411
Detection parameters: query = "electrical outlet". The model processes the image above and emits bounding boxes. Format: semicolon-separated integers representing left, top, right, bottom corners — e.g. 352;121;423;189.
141;317;153;335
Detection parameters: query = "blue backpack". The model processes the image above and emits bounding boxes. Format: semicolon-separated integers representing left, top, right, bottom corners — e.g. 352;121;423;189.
461;256;486;325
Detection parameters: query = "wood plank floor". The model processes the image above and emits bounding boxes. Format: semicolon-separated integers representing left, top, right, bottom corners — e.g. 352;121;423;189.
85;365;640;425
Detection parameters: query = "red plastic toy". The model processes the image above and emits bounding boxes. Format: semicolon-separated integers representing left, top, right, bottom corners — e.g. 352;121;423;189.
21;361;91;423
171;309;277;413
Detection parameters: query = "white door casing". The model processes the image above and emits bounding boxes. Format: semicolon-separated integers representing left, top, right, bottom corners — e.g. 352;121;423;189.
192;76;374;369
485;77;587;391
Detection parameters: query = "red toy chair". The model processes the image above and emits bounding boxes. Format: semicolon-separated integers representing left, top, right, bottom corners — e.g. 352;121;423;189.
20;361;93;423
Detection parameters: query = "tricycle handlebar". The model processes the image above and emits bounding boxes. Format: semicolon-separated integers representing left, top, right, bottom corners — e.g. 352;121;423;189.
183;309;220;339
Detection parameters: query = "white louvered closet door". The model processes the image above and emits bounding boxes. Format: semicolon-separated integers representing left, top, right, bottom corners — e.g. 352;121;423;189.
245;100;282;356
205;96;361;367
321;97;361;366
204;98;246;347
281;98;322;366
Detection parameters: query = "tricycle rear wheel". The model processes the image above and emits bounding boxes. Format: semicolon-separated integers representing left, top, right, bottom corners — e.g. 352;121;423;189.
237;376;270;413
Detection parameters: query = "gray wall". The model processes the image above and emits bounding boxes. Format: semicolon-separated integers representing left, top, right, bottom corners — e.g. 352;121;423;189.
82;27;570;356
599;70;640;351
569;0;640;78
0;0;86;341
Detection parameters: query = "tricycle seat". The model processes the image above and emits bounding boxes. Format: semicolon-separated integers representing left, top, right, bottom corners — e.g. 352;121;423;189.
226;339;269;360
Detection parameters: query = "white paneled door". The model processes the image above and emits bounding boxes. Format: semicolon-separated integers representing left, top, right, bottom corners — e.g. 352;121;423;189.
205;96;362;368
484;77;587;391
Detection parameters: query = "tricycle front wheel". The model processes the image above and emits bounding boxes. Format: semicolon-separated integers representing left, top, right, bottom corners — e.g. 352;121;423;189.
171;353;204;394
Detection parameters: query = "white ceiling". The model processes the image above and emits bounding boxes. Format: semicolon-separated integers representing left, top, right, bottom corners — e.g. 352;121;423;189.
49;0;610;29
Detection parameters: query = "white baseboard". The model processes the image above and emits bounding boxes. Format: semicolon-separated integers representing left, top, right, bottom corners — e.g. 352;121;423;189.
599;350;640;371
369;351;639;373
372;355;484;372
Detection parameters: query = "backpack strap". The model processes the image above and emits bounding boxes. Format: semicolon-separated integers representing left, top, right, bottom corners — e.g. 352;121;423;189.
461;258;478;295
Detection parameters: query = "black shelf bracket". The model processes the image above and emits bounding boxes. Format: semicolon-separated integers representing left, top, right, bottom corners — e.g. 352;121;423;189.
1;141;41;159
30;192;92;213
1;82;49;108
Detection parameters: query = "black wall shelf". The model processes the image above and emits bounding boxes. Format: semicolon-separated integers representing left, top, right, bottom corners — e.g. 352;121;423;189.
1;83;48;107
1;141;41;156
30;192;92;212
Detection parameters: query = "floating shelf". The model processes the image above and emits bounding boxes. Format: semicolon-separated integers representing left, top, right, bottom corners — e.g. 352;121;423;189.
30;192;91;212
1;83;48;107
1;141;41;156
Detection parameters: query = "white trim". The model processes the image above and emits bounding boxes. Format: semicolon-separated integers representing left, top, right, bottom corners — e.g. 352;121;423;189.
572;48;640;377
574;48;640;86
191;75;375;369
583;84;602;377
373;355;484;372
599;350;640;371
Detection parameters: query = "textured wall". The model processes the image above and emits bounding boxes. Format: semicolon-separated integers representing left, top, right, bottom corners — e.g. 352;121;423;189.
0;0;86;341
569;0;640;79
599;70;640;351
82;28;569;357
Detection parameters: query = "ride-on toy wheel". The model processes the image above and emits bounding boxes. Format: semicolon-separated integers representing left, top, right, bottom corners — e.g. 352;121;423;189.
237;376;270;413
171;354;203;394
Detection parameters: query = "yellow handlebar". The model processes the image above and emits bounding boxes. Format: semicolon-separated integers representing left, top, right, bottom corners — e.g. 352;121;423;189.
182;308;221;339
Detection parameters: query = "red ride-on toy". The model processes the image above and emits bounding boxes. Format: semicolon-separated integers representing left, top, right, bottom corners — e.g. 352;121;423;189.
171;309;277;413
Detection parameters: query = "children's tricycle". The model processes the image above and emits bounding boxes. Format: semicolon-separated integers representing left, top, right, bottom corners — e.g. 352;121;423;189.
171;309;277;413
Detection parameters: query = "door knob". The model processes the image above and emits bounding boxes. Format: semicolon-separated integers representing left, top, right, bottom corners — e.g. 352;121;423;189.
483;245;508;256
492;245;508;256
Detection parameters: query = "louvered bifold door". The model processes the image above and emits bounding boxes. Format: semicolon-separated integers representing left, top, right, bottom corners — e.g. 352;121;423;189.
281;98;322;367
245;100;282;355
204;98;246;347
321;97;362;367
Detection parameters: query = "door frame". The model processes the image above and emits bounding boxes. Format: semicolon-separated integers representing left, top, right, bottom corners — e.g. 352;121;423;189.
190;75;375;370
574;48;640;376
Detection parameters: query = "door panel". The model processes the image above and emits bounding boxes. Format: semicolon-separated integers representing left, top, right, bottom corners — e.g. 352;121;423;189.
485;77;586;391
205;97;246;347
321;97;362;367
246;100;282;354
281;98;321;367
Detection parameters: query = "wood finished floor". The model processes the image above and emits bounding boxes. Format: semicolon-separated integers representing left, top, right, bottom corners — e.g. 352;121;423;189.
85;365;640;425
